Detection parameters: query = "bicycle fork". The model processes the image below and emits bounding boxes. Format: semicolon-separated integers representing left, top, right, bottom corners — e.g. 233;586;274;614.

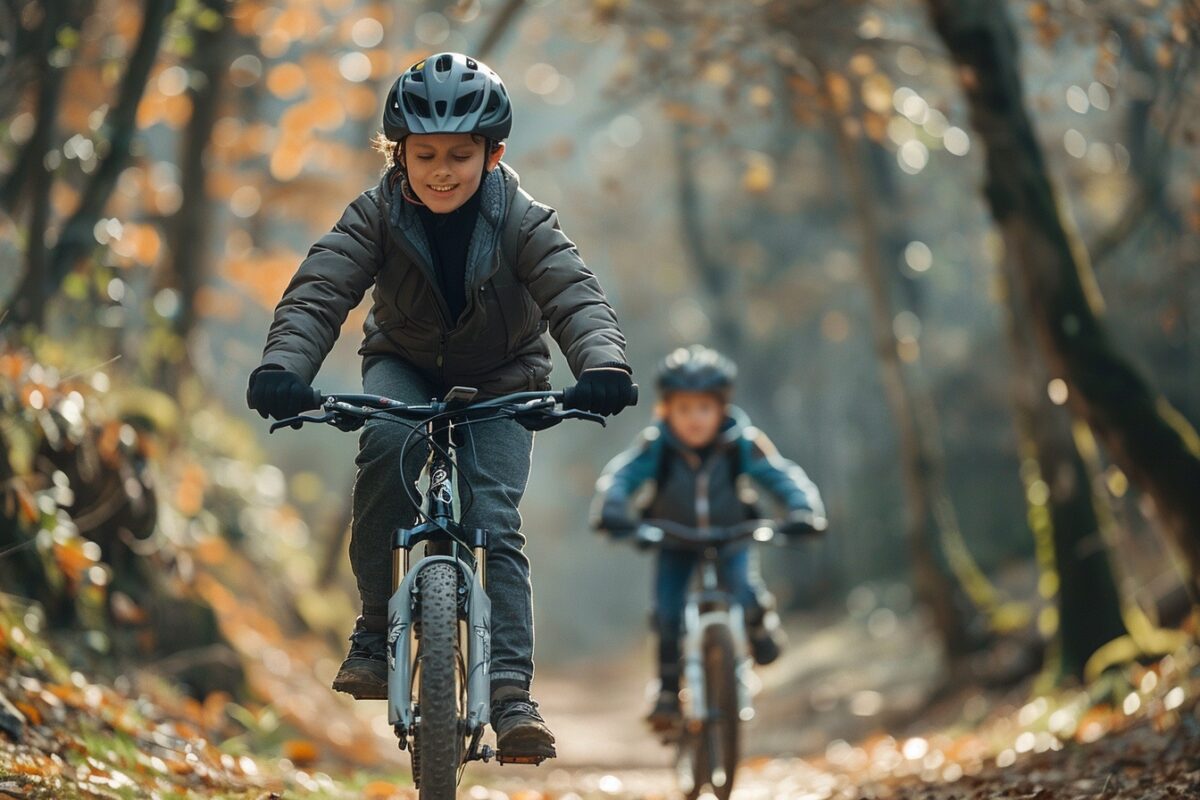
680;604;758;725
386;426;494;761
386;550;492;749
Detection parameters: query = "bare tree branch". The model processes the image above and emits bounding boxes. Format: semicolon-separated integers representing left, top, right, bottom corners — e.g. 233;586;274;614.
4;0;173;328
474;0;525;59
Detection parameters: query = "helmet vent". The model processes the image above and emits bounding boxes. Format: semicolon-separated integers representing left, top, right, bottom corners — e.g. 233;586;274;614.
410;71;424;83
404;92;430;118
434;100;447;116
461;72;476;81
484;93;500;114
435;54;452;72
466;58;478;70
453;91;482;116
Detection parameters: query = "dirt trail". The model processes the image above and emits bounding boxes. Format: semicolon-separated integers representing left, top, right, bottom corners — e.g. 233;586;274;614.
514;613;940;769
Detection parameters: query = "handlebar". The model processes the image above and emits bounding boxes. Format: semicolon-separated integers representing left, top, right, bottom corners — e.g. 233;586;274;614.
267;385;638;434
304;380;639;414
633;519;782;549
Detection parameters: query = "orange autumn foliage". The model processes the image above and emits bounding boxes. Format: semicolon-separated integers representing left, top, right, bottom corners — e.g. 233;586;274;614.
266;63;307;100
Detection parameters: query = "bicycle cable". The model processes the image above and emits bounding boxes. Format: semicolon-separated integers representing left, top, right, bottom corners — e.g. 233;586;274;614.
364;405;521;534
328;397;552;541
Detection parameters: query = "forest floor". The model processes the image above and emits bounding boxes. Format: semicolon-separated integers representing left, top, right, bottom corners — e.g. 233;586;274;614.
2;600;1199;800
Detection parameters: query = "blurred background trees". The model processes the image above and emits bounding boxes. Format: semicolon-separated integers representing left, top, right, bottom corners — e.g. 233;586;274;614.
1;0;1198;716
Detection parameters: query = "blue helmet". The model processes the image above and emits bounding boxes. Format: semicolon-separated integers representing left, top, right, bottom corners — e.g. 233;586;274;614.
383;52;512;142
656;345;737;398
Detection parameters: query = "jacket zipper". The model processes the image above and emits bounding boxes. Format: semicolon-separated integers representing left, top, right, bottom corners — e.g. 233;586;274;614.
695;454;712;530
389;184;506;377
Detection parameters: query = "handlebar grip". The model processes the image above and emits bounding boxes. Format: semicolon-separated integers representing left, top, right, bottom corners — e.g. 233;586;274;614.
309;388;323;409
561;382;640;410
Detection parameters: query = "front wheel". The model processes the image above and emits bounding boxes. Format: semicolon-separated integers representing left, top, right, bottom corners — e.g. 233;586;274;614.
414;562;463;798
679;624;741;800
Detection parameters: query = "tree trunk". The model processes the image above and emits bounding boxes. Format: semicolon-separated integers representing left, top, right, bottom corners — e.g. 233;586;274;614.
473;0;526;59
821;78;972;658
998;268;1129;681
673;127;745;359
4;0;172;328
2;0;91;329
167;0;232;363
0;0;77;216
1088;16;1186;268
927;0;1200;591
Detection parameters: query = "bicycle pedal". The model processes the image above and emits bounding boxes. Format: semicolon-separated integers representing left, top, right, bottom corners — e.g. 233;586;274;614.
496;754;548;765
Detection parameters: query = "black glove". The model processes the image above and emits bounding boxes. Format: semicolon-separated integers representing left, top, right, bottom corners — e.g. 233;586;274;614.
567;366;636;416
246;367;320;420
597;511;637;540
779;509;827;537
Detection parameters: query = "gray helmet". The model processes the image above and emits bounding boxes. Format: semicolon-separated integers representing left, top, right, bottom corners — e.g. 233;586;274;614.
656;345;737;398
383;52;512;141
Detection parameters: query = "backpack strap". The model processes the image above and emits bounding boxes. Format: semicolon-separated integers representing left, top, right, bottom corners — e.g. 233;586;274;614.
733;430;752;478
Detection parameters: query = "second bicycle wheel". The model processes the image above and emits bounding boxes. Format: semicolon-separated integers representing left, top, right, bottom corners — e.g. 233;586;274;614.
415;562;464;799
688;624;741;800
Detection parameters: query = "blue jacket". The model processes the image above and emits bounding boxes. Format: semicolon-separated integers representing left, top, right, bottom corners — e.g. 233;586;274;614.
592;407;824;533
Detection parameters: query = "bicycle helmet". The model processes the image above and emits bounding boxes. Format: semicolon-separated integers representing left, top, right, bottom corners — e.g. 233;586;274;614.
383;52;512;141
656;345;738;398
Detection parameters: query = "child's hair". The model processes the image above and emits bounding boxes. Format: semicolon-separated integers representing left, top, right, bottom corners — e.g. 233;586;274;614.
371;131;401;171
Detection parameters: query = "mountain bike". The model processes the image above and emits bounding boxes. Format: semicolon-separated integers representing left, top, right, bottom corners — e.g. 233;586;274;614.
627;518;812;800
270;384;629;798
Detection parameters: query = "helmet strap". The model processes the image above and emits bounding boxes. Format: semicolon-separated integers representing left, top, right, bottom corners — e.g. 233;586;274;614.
394;138;426;206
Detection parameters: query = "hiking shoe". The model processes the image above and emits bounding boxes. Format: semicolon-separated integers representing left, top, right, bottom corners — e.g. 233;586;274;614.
331;615;388;699
645;689;682;733
748;611;786;666
491;686;556;762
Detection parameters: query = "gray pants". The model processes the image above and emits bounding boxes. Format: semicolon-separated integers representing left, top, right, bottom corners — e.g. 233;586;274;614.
351;356;536;686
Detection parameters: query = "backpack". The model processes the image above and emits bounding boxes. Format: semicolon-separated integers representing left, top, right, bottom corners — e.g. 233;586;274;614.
650;428;760;517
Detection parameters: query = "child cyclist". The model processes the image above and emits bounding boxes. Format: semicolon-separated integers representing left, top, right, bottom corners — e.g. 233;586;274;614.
246;53;636;761
592;345;825;730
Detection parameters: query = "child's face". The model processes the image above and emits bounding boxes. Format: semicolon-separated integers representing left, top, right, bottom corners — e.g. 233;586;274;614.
404;133;505;213
661;391;726;450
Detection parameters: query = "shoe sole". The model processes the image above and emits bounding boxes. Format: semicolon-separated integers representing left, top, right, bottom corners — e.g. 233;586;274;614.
647;716;681;733
332;676;388;700
332;662;388;700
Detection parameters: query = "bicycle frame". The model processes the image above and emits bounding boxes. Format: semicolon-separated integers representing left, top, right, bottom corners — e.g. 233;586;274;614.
679;557;757;728
386;407;493;760
268;384;621;774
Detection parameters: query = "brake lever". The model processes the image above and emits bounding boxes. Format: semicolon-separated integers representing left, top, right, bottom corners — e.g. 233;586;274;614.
269;411;335;433
554;408;606;426
509;406;607;431
330;411;365;432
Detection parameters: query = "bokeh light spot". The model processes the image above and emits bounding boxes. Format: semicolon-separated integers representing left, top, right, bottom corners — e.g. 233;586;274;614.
904;240;932;272
350;17;384;48
898;139;928;174
1047;378;1069;405
338;52;372;83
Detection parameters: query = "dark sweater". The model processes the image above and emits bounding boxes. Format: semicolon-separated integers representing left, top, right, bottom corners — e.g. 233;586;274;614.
416;187;483;323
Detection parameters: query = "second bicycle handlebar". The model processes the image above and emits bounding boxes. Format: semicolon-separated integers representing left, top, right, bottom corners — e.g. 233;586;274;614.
634;519;782;549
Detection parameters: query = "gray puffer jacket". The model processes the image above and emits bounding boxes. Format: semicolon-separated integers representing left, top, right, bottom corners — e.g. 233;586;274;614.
258;162;629;395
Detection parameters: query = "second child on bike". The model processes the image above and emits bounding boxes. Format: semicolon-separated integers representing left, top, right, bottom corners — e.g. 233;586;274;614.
246;52;636;761
592;345;824;731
